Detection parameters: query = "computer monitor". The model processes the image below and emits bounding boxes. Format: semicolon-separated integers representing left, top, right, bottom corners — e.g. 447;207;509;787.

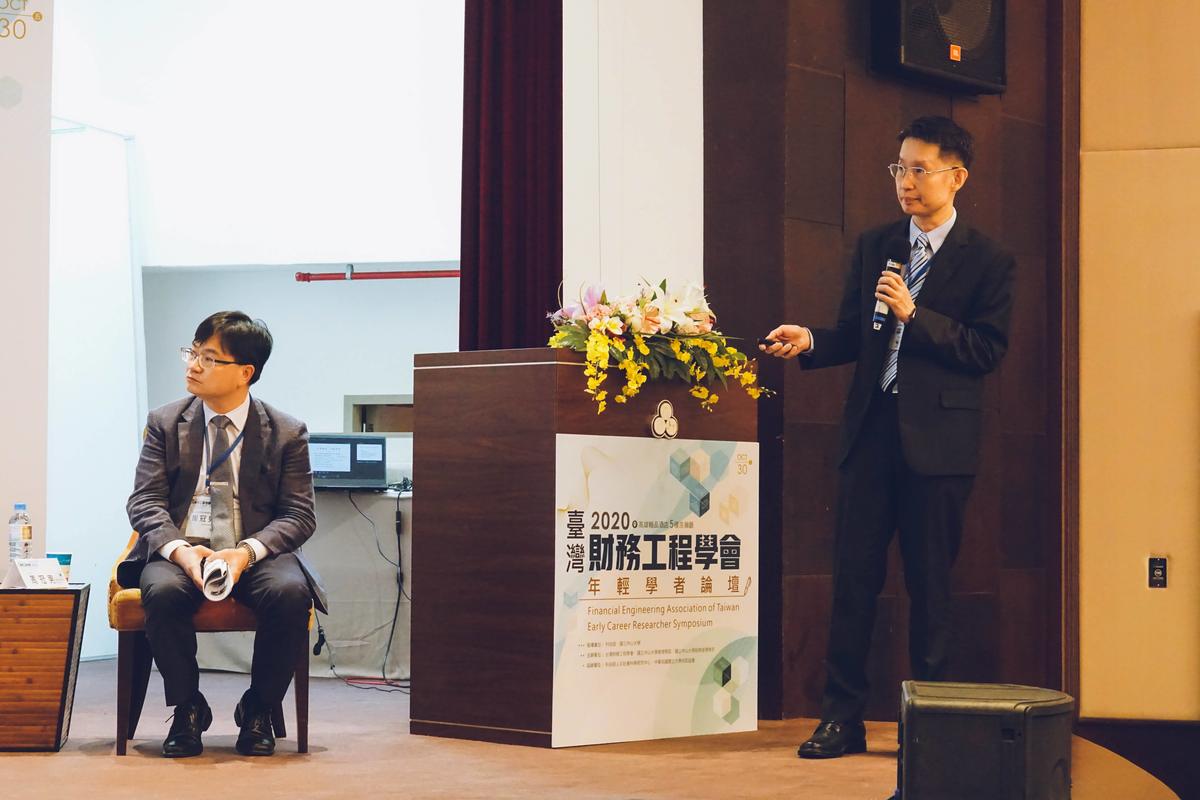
309;433;388;490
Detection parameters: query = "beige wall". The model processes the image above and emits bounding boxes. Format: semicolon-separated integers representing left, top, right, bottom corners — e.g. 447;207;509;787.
0;1;52;573
1079;0;1200;719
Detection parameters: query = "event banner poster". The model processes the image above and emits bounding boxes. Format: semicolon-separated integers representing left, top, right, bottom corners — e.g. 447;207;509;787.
553;433;759;747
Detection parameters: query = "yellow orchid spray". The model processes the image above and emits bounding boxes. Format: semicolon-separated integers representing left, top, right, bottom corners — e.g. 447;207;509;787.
548;280;774;414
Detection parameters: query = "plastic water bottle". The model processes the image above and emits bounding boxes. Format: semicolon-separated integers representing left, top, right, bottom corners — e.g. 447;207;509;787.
8;503;33;562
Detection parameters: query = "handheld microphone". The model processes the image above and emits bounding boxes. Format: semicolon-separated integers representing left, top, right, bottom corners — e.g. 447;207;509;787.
872;238;912;331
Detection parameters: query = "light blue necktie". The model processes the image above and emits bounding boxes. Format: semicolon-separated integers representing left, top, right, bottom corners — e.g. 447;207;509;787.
879;233;931;393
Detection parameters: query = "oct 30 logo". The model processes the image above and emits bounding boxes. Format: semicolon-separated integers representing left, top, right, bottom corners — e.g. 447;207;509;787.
650;400;679;439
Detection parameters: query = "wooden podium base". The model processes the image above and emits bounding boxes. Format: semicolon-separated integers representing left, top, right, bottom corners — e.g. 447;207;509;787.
411;348;756;746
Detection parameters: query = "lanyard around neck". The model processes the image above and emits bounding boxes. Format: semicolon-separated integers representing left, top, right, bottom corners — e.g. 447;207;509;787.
203;421;247;489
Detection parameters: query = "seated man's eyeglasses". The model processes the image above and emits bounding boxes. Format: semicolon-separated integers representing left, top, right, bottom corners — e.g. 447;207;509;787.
179;346;244;370
887;163;963;180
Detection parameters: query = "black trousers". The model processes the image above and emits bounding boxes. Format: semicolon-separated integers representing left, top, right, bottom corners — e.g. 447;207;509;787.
140;552;311;707
820;389;975;723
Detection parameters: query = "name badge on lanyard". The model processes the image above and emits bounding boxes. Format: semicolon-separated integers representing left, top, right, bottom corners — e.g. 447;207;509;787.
189;494;214;542
188;422;246;544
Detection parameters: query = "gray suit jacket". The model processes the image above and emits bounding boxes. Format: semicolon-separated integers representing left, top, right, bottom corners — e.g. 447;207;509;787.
121;395;328;612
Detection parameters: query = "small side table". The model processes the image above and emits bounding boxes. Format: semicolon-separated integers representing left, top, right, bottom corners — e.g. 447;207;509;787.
0;584;89;751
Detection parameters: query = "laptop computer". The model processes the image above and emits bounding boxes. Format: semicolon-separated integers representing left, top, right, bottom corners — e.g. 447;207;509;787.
309;433;388;490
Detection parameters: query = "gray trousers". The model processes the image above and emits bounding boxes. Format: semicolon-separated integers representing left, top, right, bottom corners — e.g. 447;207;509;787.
140;552;310;707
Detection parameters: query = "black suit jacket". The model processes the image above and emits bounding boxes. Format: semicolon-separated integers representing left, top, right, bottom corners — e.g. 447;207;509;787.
803;218;1015;476
121;395;328;611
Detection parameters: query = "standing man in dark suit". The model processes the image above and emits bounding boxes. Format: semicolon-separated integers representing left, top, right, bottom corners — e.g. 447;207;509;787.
122;311;326;757
761;117;1014;758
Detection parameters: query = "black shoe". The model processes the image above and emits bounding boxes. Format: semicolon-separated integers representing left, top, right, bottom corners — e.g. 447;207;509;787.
162;692;212;758
233;690;276;756
797;719;867;759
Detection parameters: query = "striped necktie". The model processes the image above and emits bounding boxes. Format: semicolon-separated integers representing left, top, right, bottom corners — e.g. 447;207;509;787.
208;415;238;550
879;232;931;393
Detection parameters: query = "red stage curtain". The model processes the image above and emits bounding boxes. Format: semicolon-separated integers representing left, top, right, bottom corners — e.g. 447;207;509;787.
459;0;563;351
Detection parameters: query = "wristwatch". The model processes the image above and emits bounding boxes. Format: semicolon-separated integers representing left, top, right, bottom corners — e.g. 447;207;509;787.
237;540;257;568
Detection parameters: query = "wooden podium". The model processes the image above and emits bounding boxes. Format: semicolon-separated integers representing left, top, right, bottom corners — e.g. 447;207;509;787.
410;348;756;746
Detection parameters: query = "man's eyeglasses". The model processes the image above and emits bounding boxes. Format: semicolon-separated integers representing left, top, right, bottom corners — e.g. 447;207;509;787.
180;347;243;370
888;163;963;181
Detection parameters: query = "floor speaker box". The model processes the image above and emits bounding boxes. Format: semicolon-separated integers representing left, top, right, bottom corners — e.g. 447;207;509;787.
899;681;1074;800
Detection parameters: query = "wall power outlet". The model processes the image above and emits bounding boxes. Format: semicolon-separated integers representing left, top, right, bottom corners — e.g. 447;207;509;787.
1148;557;1167;589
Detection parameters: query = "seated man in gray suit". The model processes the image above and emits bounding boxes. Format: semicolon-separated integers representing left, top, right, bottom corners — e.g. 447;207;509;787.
121;311;325;757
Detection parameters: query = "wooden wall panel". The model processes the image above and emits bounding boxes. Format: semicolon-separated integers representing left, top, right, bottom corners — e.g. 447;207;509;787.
1001;118;1050;260
1004;0;1050;125
782;220;853;425
784;68;844;227
780;421;839;577
948;593;1002;685
1000;255;1049;434
1001;433;1051;571
705;0;1063;721
860;595;906;722
786;0;850;74
997;567;1049;687
779;574;832;718
951;95;1005;237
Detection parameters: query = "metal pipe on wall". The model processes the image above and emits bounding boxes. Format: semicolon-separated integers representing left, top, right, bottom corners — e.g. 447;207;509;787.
295;267;461;282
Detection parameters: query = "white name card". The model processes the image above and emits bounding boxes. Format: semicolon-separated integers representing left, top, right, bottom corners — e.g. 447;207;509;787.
1;558;69;589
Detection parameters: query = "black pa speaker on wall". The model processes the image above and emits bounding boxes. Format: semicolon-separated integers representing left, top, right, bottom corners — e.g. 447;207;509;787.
898;681;1074;800
870;0;1007;94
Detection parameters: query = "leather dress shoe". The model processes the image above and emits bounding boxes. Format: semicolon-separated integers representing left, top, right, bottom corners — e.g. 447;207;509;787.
162;692;212;757
234;691;276;756
797;719;867;759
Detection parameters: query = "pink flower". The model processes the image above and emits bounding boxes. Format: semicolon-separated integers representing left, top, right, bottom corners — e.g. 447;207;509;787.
583;285;604;310
551;301;585;322
586;303;613;321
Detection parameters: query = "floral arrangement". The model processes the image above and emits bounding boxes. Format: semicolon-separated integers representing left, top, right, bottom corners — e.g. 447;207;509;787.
547;281;769;414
